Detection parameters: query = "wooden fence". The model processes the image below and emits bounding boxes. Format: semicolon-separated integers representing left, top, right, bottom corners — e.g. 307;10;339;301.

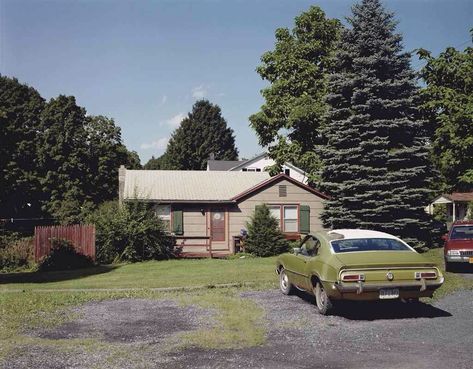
34;224;96;262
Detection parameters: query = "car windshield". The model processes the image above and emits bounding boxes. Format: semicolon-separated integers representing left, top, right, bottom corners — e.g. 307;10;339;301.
450;226;473;240
331;238;411;253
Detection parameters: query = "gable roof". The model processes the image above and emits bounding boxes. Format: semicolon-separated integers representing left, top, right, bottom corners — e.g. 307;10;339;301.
228;152;267;171
207;159;245;171
231;173;330;201
122;170;270;202
433;192;473;203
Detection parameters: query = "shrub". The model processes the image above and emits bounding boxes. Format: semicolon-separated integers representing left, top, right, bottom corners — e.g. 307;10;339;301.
38;239;93;272
0;234;34;272
432;203;448;223
86;201;175;264
244;204;289;257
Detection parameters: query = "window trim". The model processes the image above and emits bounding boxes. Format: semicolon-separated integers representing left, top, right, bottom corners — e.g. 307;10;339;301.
156;204;172;232
266;203;300;233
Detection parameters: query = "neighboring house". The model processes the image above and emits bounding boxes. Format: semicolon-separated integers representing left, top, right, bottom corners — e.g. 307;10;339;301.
206;152;309;184
427;192;473;225
119;166;328;257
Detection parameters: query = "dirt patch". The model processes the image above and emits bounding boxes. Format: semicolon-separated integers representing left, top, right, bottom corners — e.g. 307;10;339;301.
2;298;213;369
31;298;205;343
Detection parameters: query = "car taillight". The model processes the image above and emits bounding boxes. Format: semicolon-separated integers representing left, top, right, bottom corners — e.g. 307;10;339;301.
342;274;365;282
415;272;437;280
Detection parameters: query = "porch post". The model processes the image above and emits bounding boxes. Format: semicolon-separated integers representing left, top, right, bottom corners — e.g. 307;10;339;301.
452;202;456;222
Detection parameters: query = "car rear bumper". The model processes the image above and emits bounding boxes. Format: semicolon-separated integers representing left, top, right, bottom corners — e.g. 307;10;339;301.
325;278;444;301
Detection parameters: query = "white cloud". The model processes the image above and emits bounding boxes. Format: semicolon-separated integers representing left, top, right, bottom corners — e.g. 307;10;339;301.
140;137;169;150
165;112;186;128
192;85;207;99
160;95;167;105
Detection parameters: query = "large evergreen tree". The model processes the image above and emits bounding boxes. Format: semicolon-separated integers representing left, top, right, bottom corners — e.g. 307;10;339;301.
320;0;434;247
418;36;473;191
249;7;340;183
164;100;238;170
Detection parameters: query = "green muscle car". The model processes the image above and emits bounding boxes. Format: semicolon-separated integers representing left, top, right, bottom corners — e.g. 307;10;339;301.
276;229;444;315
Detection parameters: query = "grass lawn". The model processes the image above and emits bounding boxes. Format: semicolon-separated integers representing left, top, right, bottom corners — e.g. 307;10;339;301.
0;256;279;291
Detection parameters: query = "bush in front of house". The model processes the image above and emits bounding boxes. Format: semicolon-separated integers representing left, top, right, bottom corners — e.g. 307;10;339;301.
38;238;93;272
0;233;34;272
244;204;289;257
86;201;175;264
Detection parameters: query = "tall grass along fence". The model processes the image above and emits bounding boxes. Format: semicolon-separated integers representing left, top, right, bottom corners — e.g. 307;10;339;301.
34;224;96;262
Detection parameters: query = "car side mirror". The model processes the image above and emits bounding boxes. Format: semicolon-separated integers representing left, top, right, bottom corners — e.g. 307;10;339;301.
441;234;448;241
293;247;301;255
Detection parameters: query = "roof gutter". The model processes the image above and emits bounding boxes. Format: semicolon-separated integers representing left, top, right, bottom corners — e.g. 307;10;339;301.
122;199;236;204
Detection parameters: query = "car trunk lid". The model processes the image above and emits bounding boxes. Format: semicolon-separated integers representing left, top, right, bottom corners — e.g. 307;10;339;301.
335;251;439;283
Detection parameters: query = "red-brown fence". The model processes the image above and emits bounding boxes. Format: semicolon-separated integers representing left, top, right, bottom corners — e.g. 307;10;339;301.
34;224;96;262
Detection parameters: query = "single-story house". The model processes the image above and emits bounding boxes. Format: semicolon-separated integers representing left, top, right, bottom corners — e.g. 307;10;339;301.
206;152;309;184
426;192;473;225
119;166;328;257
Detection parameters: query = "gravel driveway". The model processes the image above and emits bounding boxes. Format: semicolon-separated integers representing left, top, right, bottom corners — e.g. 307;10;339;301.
3;290;473;369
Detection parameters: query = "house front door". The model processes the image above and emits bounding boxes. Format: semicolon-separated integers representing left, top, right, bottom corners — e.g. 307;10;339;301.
210;209;225;242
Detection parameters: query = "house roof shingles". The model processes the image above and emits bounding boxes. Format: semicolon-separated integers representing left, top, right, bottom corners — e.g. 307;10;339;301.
123;170;270;202
444;192;473;202
207;160;246;171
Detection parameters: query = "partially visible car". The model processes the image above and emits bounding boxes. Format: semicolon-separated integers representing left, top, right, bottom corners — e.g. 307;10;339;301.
443;221;473;271
276;229;444;315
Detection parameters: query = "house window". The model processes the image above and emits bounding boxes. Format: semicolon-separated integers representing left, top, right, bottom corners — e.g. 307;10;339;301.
283;205;298;232
268;205;281;223
267;204;298;233
156;205;171;230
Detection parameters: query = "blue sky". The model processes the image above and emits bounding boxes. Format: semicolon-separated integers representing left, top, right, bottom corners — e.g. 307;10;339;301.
1;0;472;164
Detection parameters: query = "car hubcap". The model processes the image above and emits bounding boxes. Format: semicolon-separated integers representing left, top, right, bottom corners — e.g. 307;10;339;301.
281;272;288;290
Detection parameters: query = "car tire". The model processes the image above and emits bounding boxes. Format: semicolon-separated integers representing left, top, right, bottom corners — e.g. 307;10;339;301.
279;268;295;295
314;281;333;315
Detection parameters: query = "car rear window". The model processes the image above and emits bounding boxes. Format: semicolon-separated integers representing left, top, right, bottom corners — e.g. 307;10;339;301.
450;226;473;240
331;238;410;253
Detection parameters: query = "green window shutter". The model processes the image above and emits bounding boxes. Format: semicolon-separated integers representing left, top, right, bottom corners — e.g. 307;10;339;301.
299;205;310;234
173;210;184;235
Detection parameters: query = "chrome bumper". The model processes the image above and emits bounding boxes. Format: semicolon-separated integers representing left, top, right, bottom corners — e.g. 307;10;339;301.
446;255;473;263
333;277;444;294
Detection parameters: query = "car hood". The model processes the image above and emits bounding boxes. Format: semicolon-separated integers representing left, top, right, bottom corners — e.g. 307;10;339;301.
334;251;437;268
446;239;473;250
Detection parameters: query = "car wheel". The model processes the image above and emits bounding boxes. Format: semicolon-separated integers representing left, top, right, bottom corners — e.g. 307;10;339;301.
314;281;333;315
279;268;295;295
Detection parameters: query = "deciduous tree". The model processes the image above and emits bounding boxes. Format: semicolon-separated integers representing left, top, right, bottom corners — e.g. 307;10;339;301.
249;7;341;183
418;35;473;191
0;76;45;218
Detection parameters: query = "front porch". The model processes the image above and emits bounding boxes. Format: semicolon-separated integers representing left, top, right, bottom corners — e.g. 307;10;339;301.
427;192;473;227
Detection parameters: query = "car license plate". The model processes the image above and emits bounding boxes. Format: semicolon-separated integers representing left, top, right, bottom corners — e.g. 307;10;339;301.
379;288;399;299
